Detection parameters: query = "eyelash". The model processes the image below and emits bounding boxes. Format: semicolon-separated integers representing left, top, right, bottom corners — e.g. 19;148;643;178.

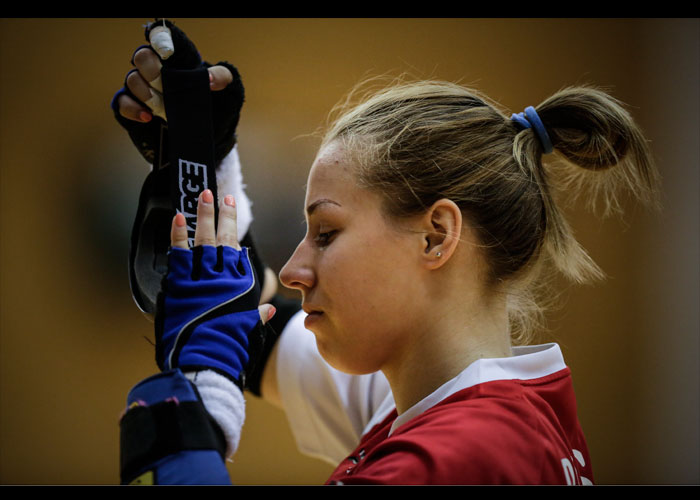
314;230;337;247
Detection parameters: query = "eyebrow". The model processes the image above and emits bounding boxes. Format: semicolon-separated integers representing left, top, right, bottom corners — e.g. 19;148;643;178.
306;198;342;216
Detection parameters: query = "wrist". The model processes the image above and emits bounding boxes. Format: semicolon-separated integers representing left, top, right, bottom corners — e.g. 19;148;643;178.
185;370;246;458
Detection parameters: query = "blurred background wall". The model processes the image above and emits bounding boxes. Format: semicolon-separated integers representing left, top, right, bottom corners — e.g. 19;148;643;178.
0;18;697;485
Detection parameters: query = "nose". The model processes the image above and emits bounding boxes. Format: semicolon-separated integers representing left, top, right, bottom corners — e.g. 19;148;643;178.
279;240;316;292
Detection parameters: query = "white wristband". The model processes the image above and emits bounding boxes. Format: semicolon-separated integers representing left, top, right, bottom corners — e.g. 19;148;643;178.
216;145;253;240
185;370;246;459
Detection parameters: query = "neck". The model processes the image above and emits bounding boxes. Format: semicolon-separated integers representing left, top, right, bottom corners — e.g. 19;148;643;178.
382;289;512;415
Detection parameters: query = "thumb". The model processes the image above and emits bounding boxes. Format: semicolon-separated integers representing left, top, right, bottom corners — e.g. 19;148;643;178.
258;304;277;325
208;65;233;91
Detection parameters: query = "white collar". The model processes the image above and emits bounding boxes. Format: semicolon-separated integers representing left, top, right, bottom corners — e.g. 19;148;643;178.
389;343;567;435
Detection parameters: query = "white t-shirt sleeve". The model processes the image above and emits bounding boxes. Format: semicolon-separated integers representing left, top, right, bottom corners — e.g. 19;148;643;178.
275;310;394;465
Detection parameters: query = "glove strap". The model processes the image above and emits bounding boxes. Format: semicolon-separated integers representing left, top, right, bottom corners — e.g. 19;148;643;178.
129;66;219;316
161;66;219;248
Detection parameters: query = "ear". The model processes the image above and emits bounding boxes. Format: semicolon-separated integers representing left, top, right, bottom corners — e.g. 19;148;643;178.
420;198;462;270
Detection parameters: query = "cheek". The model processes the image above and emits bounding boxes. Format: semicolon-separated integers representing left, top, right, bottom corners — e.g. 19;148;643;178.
324;226;417;310
323;241;391;303
315;241;417;372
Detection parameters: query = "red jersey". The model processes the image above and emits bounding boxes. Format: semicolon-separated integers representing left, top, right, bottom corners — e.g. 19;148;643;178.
326;368;593;485
276;313;592;485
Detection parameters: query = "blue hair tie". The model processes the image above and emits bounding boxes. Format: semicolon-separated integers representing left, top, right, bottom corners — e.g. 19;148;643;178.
511;106;553;154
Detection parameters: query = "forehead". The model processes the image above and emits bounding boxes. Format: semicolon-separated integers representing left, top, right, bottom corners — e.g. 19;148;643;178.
306;143;358;203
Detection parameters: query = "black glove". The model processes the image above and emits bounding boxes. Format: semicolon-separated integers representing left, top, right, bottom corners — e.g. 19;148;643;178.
112;19;250;317
110;19;244;168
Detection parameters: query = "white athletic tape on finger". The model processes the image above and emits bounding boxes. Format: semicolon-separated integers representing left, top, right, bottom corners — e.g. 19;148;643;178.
145;88;167;121
149;74;163;93
149;26;174;60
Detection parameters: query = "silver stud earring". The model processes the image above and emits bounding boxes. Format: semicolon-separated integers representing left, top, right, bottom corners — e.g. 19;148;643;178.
436;251;442;258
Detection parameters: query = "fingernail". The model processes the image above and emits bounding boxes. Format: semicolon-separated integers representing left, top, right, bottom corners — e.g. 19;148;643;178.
139;111;152;122
175;213;186;227
224;194;235;207
267;306;277;321
201;189;214;204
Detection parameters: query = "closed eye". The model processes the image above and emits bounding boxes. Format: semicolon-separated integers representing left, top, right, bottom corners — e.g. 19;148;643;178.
314;230;337;247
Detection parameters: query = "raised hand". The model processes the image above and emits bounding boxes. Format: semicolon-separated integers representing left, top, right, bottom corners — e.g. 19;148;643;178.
156;190;275;389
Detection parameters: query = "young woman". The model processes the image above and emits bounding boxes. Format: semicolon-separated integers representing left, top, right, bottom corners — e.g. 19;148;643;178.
254;80;659;485
115;21;659;485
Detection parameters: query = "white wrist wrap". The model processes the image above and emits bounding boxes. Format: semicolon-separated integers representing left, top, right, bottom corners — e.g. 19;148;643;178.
216;145;253;241
185;370;246;459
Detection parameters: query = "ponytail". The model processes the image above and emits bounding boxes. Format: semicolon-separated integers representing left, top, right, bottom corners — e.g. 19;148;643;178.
512;86;660;285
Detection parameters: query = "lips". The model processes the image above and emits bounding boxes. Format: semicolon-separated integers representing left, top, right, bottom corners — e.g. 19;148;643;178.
302;304;323;315
302;305;324;328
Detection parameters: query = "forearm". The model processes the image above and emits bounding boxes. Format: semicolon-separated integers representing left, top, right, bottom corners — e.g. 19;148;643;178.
260;338;283;409
244;292;302;402
120;369;235;485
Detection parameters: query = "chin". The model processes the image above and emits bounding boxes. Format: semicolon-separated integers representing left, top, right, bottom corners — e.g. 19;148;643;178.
314;336;381;376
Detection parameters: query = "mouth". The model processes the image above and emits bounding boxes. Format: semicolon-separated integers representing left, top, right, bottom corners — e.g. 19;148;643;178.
302;304;323;315
302;305;324;328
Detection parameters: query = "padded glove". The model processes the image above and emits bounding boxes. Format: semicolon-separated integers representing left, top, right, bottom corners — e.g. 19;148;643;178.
155;244;268;390
111;19;244;167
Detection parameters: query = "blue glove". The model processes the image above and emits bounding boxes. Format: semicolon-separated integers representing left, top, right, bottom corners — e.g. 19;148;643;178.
155;244;266;389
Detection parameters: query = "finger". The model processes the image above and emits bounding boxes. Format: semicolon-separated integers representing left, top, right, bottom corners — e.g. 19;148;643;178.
126;68;167;120
148;25;174;61
126;69;153;105
208;65;233;91
171;212;189;249
216;195;241;250
194;189;217;247
117;93;153;123
258;304;277;325
133;46;164;91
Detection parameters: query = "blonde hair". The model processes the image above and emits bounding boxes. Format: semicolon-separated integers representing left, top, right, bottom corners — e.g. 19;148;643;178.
321;78;660;343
